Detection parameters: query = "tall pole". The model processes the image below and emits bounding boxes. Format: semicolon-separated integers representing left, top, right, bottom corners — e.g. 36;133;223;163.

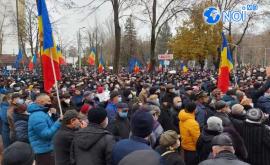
265;48;267;67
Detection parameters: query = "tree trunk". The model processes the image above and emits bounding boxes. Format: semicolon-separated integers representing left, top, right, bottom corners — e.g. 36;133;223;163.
113;0;121;74
0;33;3;55
29;11;34;57
150;0;157;72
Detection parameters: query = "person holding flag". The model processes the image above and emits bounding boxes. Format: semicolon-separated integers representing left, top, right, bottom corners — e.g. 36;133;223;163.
134;61;140;74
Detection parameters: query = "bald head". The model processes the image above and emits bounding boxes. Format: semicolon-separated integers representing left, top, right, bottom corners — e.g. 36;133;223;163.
35;94;51;106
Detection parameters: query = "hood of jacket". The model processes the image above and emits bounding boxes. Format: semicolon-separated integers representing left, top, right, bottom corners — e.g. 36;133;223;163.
27;103;47;113
75;124;110;150
179;110;195;122
258;95;270;104
201;127;221;142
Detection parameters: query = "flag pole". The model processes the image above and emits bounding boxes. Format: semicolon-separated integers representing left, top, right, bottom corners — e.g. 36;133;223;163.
49;49;63;117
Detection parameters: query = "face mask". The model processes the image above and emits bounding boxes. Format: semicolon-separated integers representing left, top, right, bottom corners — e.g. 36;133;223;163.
175;102;182;109
119;112;128;118
64;99;71;104
118;97;122;103
93;85;97;89
44;104;52;109
16;98;25;105
128;94;133;99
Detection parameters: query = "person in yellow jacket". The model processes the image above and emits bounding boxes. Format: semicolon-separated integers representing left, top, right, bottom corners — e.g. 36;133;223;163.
179;102;200;165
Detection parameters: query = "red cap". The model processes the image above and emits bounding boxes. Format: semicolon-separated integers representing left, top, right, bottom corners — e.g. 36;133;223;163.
80;104;91;114
97;86;104;93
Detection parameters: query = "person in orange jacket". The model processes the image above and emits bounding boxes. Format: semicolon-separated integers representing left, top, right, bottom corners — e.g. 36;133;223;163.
179;101;200;165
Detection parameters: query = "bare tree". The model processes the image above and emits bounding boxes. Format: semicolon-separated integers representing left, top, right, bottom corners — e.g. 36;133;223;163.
138;0;191;71
57;0;136;73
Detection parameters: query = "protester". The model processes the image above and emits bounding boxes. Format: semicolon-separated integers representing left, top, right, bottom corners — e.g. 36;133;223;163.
171;96;182;133
28;94;61;165
235;108;270;165
13;102;29;143
196;116;223;162
106;91;121;123
214;101;232;127
7;93;22;143
107;103;130;141
112;110;154;165
179;102;200;165
156;130;185;165
142;104;164;147
195;91;209;129
198;134;249;165
53;110;82;165
2;141;34;165
0;95;11;148
71;107;115;165
257;88;270;114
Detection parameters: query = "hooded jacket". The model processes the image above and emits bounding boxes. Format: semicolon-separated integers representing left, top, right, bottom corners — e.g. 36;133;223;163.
196;127;221;162
179;110;200;151
71;123;115;165
28;103;61;154
257;95;270;114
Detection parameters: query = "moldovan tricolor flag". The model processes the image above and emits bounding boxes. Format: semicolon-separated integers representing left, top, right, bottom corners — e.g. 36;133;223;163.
28;54;37;71
134;62;140;74
57;45;66;65
37;0;61;93
217;33;234;93
88;48;96;66
98;55;105;73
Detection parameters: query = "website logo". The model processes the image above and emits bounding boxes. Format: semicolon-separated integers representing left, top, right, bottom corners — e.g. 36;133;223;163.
203;5;258;25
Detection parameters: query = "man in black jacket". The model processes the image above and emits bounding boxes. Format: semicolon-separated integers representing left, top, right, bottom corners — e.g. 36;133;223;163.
71;107;115;165
53;110;82;165
199;134;249;165
107;103;130;141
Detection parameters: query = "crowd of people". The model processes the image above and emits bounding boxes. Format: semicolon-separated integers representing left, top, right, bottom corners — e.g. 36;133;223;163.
0;65;270;165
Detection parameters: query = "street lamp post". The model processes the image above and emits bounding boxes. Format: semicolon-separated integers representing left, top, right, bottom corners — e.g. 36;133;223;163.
78;27;86;70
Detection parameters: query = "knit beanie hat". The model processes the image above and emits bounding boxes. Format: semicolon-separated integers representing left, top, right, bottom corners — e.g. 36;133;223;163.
2;142;34;165
88;107;107;124
207;116;223;132
231;104;245;115
63;110;79;125
159;130;179;147
131;111;154;138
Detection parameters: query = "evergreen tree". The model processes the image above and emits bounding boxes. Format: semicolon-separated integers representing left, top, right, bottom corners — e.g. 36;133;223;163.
156;22;172;55
122;15;137;65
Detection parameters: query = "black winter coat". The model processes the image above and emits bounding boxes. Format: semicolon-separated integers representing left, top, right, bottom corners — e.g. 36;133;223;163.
156;146;185;165
71;123;115;165
257;95;270;114
13;112;29;143
236;121;270;165
249;78;270;106
198;151;249;165
107;116;130;141
196;128;221;162
53;125;77;165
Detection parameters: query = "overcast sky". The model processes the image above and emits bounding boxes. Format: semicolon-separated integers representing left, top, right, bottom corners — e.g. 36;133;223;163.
2;0;269;54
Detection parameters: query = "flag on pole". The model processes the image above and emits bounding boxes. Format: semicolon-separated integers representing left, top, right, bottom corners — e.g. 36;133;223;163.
88;48;96;66
28;54;37;71
14;49;23;69
180;63;188;73
98;55;105;73
37;0;61;93
217;32;234;93
134;62;140;74
158;61;163;72
128;57;141;74
57;45;66;65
